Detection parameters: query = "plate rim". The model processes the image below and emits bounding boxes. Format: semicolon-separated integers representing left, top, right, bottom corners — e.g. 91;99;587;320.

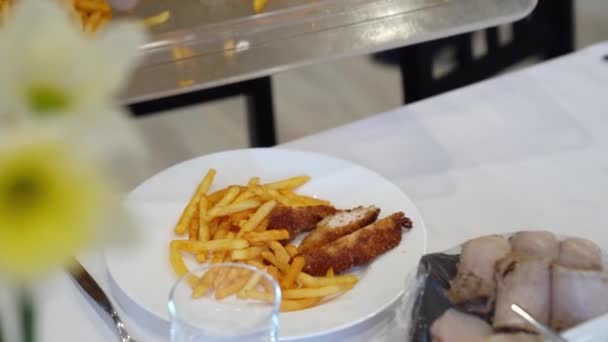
105;147;428;340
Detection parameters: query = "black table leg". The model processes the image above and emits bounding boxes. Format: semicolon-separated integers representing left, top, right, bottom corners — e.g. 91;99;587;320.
246;77;277;147
127;77;277;148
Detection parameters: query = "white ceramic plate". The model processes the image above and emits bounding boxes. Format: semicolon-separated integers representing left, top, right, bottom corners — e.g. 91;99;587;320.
105;148;427;340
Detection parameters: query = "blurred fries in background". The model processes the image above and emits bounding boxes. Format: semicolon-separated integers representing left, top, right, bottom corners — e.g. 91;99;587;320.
0;0;112;32
72;0;112;33
0;0;11;24
253;0;269;13
169;169;358;311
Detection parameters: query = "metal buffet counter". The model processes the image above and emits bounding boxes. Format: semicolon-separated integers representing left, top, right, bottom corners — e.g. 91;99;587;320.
119;0;537;104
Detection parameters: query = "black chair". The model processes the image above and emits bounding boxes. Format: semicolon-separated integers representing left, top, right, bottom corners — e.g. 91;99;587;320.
376;0;574;104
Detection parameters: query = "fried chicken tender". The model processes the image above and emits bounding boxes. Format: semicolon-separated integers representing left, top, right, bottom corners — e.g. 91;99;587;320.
298;205;380;254
267;205;337;240
301;212;413;276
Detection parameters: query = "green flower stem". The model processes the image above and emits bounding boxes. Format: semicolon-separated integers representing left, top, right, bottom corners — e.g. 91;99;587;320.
0;308;4;342
19;289;33;342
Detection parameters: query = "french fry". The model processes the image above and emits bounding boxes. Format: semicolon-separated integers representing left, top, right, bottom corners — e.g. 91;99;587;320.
196;239;249;252
171;239;204;254
297;273;359;288
265;175;310;190
254;218;269;232
198;197;210;242
239;200;277;235
240;290;274;303
84;11;102;33
195;252;208;263
188;213;199;240
228;209;254;227
211;186;240;209
247;176;260;186
216;266;239;290
217;220;232;235
207;199;260;218
261;251;290;273
283;285;353;299
0;1;9;24
269;241;291;265
210;250;226;264
281;256;305;289
281;190;331;206
248;185;272;201
266;265;281;282
141;10;170;28
207;187;230;206
285;244;299;258
209;219;221;235
231;246;266;261
174;169;216;235
246;259;266;270
233;190;255;204
192;283;210;298
244;229;290;243
216;274;250;300
197;219;211;242
97;15;109;32
266;188;292;207
280;298;322;312
241;271;264;293
213;265;233;289
169;241;189;277
193;268;216;298
75;0;111;14
213;228;229;240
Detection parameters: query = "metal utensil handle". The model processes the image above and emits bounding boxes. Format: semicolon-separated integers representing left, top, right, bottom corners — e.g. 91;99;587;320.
68;258;136;341
110;311;136;342
511;304;567;342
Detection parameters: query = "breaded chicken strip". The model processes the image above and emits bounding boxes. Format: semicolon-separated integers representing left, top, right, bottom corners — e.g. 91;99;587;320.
301;212;412;275
298;205;380;253
268;205;337;240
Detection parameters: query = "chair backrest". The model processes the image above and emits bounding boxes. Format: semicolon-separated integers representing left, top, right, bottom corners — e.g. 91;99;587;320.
399;0;574;103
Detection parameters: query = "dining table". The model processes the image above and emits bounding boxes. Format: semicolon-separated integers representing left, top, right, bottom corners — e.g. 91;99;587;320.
36;41;608;341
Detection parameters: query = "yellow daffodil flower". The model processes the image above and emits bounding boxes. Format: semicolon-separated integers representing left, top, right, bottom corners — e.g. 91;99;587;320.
0;136;109;280
0;0;146;121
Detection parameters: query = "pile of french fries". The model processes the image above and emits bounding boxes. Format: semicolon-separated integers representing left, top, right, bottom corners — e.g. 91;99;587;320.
70;0;112;34
0;0;112;33
170;169;359;312
254;0;269;13
0;0;12;24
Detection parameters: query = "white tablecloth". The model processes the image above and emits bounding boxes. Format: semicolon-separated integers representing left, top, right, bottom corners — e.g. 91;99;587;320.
31;42;608;341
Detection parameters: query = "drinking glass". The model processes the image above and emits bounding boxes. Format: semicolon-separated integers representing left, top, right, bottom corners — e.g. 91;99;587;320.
169;263;281;342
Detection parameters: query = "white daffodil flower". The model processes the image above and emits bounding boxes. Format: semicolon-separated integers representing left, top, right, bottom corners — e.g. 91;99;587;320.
0;0;146;121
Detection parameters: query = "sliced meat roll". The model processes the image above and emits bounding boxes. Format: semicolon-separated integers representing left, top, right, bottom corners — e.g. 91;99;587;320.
493;255;551;332
557;238;603;270
448;235;511;313
510;231;559;261
551;264;608;330
430;309;492;342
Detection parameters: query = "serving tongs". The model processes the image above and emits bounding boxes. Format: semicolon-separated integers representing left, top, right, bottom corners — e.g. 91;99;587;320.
511;304;567;342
